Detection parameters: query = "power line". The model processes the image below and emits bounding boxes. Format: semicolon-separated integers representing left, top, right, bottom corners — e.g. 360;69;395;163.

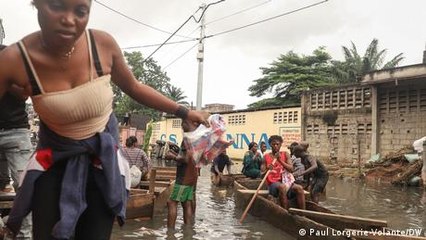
141;0;272;65
205;0;271;26
121;39;198;50
205;0;328;39
93;0;193;39
143;0;225;62
163;42;199;70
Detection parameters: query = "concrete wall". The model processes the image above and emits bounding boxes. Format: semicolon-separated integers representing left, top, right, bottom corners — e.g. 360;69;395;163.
377;78;426;155
148;106;302;160
302;85;372;166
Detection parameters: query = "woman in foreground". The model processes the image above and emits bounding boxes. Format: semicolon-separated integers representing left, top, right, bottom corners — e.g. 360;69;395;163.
0;0;208;239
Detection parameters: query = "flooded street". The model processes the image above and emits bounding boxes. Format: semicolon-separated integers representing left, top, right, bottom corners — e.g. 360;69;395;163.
112;161;426;239
321;176;426;230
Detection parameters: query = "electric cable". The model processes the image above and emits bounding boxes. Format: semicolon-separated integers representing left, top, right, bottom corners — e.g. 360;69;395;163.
94;0;195;39
163;42;199;70
121;39;198;50
205;0;328;39
205;0;271;26
143;0;225;62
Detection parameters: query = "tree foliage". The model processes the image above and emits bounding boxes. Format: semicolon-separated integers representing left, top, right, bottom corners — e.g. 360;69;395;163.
337;39;404;83
247;47;336;109
113;51;188;121
164;85;189;107
248;39;405;109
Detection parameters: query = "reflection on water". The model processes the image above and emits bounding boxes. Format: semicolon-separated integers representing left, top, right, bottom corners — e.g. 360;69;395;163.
112;161;426;239
321;176;426;230
112;162;292;239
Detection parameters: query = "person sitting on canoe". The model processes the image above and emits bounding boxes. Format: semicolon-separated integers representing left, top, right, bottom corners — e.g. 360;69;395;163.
122;136;152;181
262;135;306;210
292;145;329;203
210;146;234;185
242;142;262;179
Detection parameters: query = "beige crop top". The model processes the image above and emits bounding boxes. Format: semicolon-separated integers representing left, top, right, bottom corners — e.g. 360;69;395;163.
18;30;113;140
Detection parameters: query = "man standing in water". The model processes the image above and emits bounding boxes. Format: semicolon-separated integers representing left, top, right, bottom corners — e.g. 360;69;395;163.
165;119;204;229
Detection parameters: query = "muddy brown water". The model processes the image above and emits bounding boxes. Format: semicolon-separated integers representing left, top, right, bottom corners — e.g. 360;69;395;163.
111;161;426;239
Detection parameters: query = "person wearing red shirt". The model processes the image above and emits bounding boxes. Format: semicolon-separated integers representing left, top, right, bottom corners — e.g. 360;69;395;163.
262;135;305;209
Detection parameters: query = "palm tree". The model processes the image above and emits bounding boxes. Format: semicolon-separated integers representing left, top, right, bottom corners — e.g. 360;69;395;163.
165;85;189;107
338;39;404;83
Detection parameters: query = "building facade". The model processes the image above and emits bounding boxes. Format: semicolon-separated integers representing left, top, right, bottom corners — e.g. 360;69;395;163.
149;106;302;160
301;84;373;166
362;64;426;157
302;63;426;166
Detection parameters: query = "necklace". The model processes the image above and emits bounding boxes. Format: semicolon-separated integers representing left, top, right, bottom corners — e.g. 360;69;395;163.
62;46;75;59
40;34;76;59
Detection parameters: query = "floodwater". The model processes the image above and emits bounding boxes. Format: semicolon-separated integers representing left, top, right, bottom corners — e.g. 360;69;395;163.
111;161;426;239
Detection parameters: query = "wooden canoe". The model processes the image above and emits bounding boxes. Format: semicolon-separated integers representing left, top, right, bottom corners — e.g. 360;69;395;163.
234;178;394;240
126;189;155;219
138;166;176;215
0;167;176;221
0;187;157;220
212;174;247;187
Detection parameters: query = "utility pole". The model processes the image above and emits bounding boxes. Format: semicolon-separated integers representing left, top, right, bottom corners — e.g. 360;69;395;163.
196;4;206;111
0;19;5;44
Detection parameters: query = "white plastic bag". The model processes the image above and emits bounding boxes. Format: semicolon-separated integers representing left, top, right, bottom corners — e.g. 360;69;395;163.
282;171;295;189
130;165;142;188
182;114;227;166
413;136;426;153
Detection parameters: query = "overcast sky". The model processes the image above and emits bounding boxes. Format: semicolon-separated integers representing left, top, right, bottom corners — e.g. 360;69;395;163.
2;0;425;109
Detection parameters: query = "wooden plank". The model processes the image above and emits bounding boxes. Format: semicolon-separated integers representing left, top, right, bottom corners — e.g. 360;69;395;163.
289;208;388;229
238;189;269;195
155;175;176;181
153;167;176;171
0;201;13;209
238;189;310;196
149;169;157;194
0;193;15;201
130;189;149;194
153;187;167;196
155;170;176;175
155;173;175;178
154;180;175;213
345;229;426;240
140;181;171;187
216;174;247;187
126;193;155;219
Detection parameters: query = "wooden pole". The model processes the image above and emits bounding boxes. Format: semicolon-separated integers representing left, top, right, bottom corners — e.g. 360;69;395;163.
149;169;157;194
239;158;277;223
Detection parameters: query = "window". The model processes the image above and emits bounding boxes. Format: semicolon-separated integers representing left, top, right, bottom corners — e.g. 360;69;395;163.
172;119;182;128
228;114;246;125
152;123;161;130
273;111;299;124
